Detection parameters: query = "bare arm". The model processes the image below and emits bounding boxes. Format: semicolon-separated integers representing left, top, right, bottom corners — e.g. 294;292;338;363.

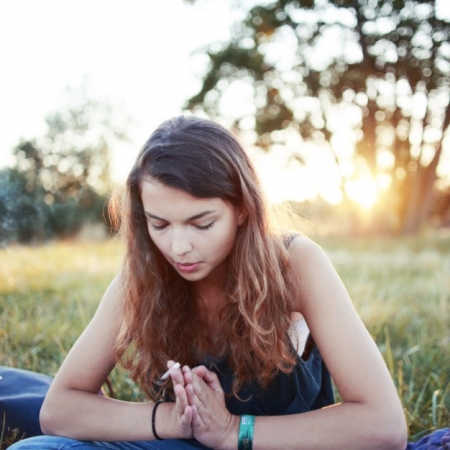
252;237;407;449
40;274;192;441
185;237;407;450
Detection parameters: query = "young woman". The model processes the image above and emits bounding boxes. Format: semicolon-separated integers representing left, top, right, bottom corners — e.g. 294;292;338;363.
10;116;407;449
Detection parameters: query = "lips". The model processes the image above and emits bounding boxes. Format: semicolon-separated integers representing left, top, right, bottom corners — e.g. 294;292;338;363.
176;262;200;273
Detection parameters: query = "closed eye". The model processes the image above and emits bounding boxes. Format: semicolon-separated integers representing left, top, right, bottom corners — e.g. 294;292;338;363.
195;222;214;230
150;222;168;230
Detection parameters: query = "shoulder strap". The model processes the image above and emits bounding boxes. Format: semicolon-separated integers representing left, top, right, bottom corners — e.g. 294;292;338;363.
282;233;298;249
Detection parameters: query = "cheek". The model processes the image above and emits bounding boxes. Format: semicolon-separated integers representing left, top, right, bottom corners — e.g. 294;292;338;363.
147;229;165;254
215;223;239;254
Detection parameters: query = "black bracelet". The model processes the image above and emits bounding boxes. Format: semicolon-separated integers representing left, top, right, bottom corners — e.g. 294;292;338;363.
151;400;164;440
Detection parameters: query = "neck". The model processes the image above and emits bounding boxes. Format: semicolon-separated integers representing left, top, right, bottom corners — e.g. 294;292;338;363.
195;285;226;313
193;278;227;327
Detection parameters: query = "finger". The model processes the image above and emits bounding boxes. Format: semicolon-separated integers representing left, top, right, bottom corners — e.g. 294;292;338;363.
193;367;223;393
170;365;185;387
182;365;193;385
184;380;197;406
192;365;208;378
167;359;177;369
179;405;193;427
189;374;224;412
174;383;189;412
174;384;186;406
174;385;194;435
184;377;211;416
190;404;204;429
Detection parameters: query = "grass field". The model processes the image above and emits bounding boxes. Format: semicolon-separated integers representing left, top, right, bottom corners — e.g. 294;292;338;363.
1;234;449;446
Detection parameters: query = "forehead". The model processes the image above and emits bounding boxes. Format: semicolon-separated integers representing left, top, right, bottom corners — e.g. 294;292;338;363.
140;178;231;219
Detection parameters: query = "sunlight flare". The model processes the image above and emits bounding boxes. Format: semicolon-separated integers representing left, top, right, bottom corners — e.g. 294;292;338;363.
345;176;378;209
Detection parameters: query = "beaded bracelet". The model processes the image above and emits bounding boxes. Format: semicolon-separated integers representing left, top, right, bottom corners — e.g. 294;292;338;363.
238;415;255;450
151;400;164;440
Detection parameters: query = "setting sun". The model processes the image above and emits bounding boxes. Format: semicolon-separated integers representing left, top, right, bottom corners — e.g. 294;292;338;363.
345;177;378;209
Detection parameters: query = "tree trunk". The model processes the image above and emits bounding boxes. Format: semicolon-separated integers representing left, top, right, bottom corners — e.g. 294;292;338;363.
399;104;450;234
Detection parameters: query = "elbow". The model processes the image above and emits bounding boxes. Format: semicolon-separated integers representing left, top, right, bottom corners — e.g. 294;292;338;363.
373;429;408;450
39;401;55;435
370;413;408;450
39;398;66;436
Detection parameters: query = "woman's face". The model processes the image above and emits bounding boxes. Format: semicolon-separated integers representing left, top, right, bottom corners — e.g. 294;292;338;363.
140;178;245;284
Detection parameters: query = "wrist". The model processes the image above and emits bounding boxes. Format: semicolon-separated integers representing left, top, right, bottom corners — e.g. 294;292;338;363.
221;414;240;450
153;401;179;440
237;415;255;450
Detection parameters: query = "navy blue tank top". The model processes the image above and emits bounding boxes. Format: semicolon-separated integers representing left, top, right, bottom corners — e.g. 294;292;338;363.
194;234;335;416
199;340;335;416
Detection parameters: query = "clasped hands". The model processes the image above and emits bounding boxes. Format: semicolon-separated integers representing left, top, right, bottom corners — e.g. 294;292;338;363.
165;360;239;448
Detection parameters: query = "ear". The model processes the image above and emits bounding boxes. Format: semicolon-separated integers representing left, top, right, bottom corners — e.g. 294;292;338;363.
236;205;248;226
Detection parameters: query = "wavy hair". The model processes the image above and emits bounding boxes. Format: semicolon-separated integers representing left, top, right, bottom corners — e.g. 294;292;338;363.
111;116;297;400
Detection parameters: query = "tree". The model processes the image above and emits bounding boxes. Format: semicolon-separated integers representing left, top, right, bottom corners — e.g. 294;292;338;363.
7;84;128;242
186;0;450;234
14;85;127;201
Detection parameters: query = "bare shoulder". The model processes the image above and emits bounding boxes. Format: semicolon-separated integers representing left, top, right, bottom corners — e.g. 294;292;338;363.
94;271;126;316
287;235;331;271
285;235;344;311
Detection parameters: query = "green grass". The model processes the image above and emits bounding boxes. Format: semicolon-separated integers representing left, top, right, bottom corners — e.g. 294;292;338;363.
316;232;450;439
1;234;449;446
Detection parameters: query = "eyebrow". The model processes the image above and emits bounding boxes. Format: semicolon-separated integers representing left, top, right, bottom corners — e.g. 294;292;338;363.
144;210;217;222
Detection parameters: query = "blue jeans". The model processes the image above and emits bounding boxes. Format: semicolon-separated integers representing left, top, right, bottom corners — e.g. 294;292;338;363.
8;435;211;450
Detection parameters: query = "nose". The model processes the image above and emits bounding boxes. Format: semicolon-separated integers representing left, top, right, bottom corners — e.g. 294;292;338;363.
171;228;193;256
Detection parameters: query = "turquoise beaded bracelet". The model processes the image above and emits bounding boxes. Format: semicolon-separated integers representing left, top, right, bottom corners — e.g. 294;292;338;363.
238;415;255;450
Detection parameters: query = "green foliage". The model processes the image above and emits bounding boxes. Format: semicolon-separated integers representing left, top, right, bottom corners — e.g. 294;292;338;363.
13;84;126;200
0;168;110;245
1;84;128;244
186;0;450;234
0;237;449;446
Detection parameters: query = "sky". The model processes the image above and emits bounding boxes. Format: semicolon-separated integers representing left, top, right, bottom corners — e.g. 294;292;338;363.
1;0;449;206
0;0;343;205
0;0;233;173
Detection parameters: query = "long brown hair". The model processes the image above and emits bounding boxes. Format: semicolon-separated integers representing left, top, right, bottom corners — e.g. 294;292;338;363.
111;116;297;400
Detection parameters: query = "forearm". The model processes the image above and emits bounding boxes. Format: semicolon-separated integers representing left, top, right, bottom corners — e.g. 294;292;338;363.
40;390;176;442
225;402;407;450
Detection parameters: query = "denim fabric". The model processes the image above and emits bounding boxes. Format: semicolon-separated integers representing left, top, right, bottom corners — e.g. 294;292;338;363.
0;366;53;437
9;435;211;450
